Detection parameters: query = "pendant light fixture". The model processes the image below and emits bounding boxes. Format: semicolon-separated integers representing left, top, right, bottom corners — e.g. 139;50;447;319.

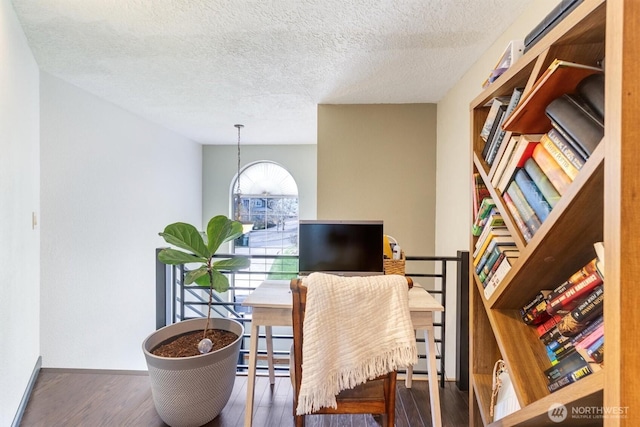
234;124;253;234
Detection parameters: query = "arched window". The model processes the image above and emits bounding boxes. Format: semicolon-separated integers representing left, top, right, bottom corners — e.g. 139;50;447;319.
231;161;299;286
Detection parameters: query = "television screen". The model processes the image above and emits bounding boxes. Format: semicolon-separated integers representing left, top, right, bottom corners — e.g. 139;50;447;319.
298;220;384;276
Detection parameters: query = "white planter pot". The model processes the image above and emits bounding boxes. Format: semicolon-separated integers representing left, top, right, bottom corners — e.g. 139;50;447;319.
142;317;244;427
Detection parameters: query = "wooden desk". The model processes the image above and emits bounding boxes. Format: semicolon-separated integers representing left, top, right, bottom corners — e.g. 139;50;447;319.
242;280;444;427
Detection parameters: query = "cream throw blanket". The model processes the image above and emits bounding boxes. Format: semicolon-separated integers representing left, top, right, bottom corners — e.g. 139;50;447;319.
296;273;418;415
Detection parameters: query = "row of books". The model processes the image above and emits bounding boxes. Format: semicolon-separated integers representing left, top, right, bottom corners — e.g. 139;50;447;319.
520;243;604;393
480;61;604;243
478;87;523;167
471;199;520;299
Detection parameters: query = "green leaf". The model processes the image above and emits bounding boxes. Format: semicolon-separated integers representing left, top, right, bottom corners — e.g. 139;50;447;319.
185;267;209;285
206;216;244;254
213;256;251;271
159;222;210;258
193;270;229;293
158;248;207;265
210;270;230;293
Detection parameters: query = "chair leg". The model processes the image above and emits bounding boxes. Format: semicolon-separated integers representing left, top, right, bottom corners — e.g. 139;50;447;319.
294;414;305;427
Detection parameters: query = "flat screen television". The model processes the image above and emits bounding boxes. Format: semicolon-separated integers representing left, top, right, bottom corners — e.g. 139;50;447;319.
298;220;384;276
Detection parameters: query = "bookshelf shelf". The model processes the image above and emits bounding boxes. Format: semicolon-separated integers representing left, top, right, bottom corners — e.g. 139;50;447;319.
468;0;640;425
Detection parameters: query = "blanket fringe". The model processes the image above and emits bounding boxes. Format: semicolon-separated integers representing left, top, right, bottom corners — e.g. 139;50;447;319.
296;345;418;415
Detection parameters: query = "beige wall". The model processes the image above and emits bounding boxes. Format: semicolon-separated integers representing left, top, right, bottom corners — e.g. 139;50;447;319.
435;0;559;381
317;104;437;256
435;0;559;258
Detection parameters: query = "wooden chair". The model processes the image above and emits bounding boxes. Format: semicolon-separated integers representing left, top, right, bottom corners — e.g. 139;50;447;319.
290;277;413;427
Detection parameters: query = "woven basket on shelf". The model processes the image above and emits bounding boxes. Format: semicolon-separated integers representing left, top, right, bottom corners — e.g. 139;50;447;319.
384;251;405;275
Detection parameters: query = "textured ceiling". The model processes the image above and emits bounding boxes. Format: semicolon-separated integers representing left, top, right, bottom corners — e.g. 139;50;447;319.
11;0;533;145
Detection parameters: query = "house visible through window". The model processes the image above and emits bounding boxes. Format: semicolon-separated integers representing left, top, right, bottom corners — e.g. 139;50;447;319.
231;161;299;298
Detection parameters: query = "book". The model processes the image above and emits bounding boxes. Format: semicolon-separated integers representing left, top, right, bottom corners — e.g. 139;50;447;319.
537;314;563;336
514;168;553;222
474;236;516;272
496;134;544;194
546;270;603;315
474;234;498;269
502;59;603;134
574;324;603;351
472;198;496;236
483;250;519;286
483;106;508;163
472;173;491;221
546;332;571;352
547;364;592;393
480;97;510;142
541;326;563;346
479;244;516;283
557;285;604;337
478;245;505;283
545;259;598;303
491;135;520;188
522;290;552;319
547;340;576;362
523;297;551;326
473;221;509;258
571;315;603;346
589;342;604;364
506;181;543;235
545;94;604;157
570;285;604;324
586;335;604;356
540;133;580;180
502;192;534;242
483;255;517;299
523;158;561;208
481;251;505;285
531;143;573;195
546;127;587;170
577;73;605;121
486;87;524;166
524;0;584;52
594;241;605;279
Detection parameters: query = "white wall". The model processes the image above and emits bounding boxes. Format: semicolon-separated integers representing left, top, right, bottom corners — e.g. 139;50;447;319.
435;0;560;381
0;0;40;424
40;72;202;370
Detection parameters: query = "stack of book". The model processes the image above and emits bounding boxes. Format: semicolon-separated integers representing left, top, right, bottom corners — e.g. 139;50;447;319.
520;290;552;325
472;173;490;226
485;60;604;243
520;243;605;392
472;204;519;299
479;87;524;167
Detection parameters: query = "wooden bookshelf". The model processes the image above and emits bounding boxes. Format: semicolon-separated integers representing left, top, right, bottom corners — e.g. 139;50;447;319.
469;1;640;425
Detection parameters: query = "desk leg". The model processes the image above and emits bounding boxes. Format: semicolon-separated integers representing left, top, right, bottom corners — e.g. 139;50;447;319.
244;322;260;427
405;329;416;388
423;326;442;427
265;325;275;386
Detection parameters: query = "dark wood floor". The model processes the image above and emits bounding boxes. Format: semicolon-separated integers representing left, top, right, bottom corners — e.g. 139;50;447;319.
20;370;469;427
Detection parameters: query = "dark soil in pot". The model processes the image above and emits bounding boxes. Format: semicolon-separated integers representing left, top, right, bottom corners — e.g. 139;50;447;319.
151;329;239;358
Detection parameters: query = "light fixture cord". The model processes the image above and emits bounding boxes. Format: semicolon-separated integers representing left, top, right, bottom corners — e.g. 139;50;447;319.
235;124;244;221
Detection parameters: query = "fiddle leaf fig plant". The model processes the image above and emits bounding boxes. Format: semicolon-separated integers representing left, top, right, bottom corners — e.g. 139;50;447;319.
158;215;251;352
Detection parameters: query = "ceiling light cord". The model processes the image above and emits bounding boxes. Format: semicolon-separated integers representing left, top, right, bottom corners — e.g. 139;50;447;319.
234;124;244;222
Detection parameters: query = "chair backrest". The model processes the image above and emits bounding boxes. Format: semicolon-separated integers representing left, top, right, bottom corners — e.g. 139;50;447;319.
289;276;412;426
